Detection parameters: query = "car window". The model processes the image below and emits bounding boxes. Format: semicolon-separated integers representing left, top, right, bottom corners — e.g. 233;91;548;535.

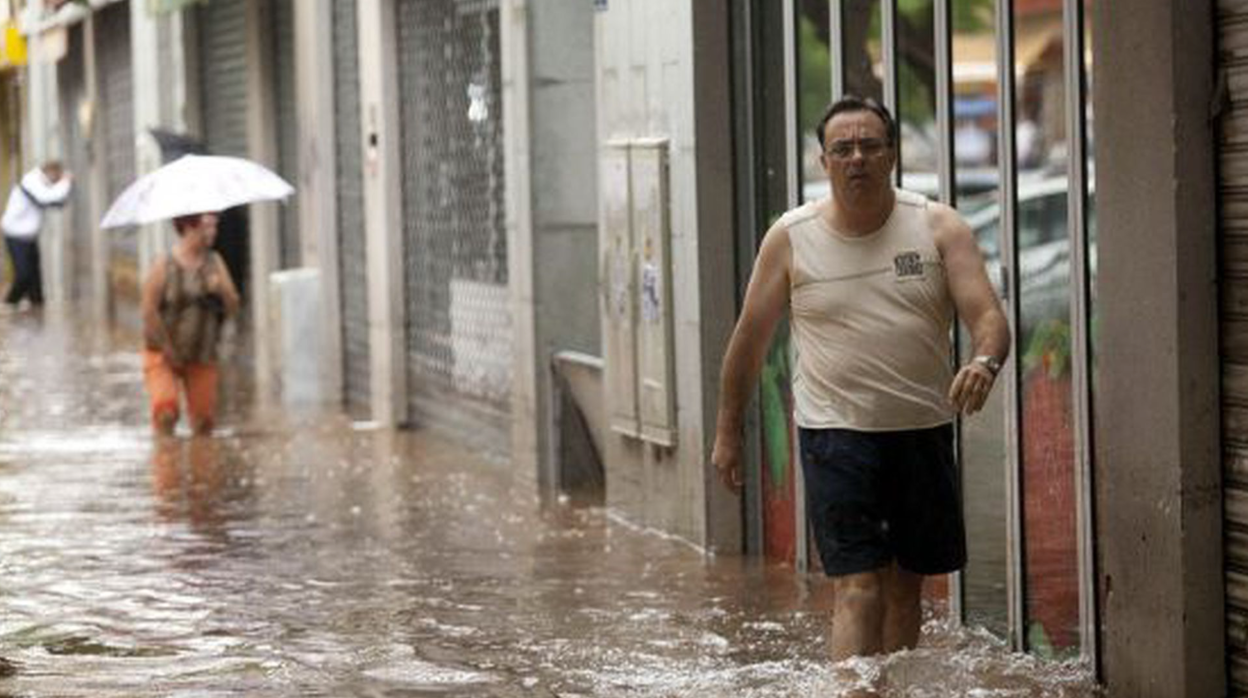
1018;192;1065;249
975;218;1000;258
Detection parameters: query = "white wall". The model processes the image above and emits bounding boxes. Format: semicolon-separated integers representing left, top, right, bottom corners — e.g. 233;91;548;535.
594;0;737;549
356;0;406;426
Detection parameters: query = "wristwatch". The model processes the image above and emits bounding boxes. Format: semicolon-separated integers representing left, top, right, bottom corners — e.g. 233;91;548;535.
972;354;1002;376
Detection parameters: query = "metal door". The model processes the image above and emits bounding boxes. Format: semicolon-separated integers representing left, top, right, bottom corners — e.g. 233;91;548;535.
271;0;299;269
58;24;90;301
195;0;250;301
395;0;510;449
334;0;370;416
96;2;136;305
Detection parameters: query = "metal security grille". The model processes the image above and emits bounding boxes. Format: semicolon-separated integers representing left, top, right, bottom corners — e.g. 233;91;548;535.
395;0;510;447
333;0;370;416
272;0;299;269
96;3;136;280
58;25;90;300
196;0;248;158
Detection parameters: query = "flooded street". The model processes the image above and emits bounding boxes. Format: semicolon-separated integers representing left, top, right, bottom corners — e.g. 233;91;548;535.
0;307;1097;697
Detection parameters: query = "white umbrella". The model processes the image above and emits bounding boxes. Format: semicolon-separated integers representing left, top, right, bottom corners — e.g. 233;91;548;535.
100;154;295;229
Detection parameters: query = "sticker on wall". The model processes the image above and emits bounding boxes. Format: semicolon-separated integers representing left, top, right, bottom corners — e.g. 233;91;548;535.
641;261;661;324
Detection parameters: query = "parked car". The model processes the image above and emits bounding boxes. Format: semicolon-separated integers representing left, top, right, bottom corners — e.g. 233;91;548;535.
964;175;1097;350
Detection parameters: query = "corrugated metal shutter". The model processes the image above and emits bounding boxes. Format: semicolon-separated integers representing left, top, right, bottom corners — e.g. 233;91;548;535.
334;0;370;416
395;0;510;450
1223;2;1248;692
58;24;90;300
96;3;136;305
196;0;248;157
272;0;299;269
196;0;250;302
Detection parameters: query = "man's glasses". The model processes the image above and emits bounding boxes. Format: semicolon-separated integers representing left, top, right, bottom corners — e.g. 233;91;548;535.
824;138;890;161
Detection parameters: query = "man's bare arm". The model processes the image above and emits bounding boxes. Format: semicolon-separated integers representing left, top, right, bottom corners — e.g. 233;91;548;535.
932;204;1011;415
711;222;793;492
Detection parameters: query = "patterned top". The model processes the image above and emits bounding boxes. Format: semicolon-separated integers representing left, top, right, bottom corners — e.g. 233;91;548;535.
158;254;227;366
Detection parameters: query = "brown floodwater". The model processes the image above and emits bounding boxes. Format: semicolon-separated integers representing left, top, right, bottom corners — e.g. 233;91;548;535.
0;306;1098;696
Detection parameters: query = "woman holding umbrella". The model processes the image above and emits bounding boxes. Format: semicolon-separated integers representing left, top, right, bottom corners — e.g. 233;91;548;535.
101;153;294;436
140;211;239;436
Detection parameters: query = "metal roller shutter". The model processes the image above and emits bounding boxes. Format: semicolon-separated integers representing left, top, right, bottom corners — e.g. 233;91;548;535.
334;0;370;416
96;3;136;304
196;0;248;158
395;0;510;449
1223;1;1248;692
196;0;250;302
58;25;90;301
272;0;299;269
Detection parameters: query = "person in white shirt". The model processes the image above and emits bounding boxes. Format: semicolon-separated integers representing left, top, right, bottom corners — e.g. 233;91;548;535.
1;161;72;307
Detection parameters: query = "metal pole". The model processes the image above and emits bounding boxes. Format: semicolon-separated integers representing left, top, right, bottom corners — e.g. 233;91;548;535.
933;0;963;625
829;0;844;100
1062;0;1097;667
782;0;809;574
881;0;899;184
995;0;1026;653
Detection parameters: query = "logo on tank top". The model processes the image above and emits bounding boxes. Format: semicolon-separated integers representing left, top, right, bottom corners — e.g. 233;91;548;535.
893;251;924;279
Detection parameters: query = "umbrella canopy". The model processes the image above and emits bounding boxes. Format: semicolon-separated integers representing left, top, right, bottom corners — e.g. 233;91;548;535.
148;128;207;164
100;154;294;229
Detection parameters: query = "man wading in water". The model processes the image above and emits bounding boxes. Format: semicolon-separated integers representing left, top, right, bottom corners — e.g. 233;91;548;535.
712;96;1010;660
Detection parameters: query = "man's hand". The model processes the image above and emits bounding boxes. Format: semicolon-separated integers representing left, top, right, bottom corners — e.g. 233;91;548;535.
711;434;744;493
948;361;997;415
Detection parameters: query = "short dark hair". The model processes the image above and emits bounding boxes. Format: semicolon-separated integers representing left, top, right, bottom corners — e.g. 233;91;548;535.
172;213;203;235
815;95;898;150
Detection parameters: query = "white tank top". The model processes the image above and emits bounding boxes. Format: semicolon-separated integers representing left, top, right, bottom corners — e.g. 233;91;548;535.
783;189;955;431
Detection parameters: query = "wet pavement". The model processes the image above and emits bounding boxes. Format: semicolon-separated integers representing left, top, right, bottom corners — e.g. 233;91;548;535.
0;306;1098;696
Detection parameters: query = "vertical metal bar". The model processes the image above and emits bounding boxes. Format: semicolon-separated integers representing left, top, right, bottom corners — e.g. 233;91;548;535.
881;0;899;184
995;0;1025;653
782;0;808;574
829;0;844;100
934;0;955;208
1062;0;1097;666
933;0;963;625
732;0;766;558
783;0;800;210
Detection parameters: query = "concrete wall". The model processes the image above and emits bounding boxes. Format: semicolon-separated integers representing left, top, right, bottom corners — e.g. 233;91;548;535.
502;0;599;490
593;0;738;550
245;0;281;404
1093;1;1224;695
294;0;343;406
132;6;176;278
357;0;406;426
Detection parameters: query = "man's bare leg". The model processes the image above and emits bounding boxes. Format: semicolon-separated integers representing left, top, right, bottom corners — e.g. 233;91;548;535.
881;563;923;652
831;569;886;660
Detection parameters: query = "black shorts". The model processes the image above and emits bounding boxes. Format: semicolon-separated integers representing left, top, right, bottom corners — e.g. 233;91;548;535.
799;423;966;577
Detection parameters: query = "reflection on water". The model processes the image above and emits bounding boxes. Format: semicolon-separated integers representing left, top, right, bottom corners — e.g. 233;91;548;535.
0;307;1097;695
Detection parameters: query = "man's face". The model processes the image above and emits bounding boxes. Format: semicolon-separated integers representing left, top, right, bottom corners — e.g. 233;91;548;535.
820;110;896;201
43;164;64;182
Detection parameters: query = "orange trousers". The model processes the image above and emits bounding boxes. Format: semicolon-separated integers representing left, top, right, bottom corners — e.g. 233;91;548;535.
141;349;220;431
